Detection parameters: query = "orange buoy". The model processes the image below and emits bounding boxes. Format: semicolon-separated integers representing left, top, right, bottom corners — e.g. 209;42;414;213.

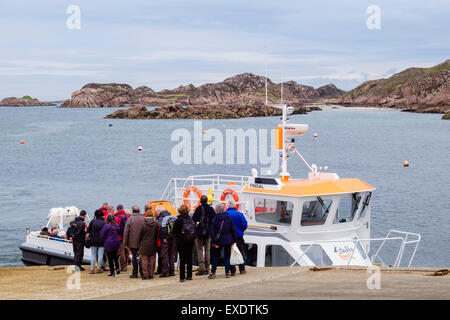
183;186;203;211
20;140;25;144
220;188;240;210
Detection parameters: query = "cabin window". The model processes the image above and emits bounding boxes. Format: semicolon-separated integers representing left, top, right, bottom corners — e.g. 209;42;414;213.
265;245;298;267
254;198;294;226
244;243;258;267
301;198;332;226
300;244;333;266
334;193;361;223
359;192;371;219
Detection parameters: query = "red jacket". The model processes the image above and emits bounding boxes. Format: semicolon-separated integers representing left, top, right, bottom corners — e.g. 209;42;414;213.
114;210;129;241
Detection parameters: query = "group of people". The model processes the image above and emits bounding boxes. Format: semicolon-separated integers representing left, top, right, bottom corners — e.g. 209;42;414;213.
67;195;248;282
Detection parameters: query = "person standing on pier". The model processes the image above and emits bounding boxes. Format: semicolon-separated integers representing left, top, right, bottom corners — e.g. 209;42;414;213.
87;209;106;274
67;210;87;271
139;207;158;280
101;214;121;276
124;205;145;278
209;203;237;279
173;204;197;282
192;195;216;275
114;204;130;271
226;200;248;276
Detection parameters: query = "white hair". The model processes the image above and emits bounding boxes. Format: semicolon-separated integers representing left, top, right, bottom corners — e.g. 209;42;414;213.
155;206;164;213
215;203;225;214
227;199;236;208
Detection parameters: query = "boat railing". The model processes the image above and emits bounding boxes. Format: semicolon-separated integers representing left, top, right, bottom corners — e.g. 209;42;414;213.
161;174;251;205
291;229;421;267
26;233;74;254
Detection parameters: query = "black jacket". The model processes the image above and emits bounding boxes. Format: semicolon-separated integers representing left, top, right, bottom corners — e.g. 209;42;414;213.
87;217;106;247
67;216;86;243
192;204;215;235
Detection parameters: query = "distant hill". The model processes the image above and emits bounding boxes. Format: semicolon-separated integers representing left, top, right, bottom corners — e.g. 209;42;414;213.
327;59;450;113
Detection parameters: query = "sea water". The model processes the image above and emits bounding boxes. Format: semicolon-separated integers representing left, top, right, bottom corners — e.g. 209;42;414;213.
0;105;448;267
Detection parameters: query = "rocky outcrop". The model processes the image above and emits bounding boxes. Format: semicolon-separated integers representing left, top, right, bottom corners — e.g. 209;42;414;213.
0;96;56;106
326;59;450;113
61;73;345;109
60;83;170;108
105;103;320;120
442;113;450;120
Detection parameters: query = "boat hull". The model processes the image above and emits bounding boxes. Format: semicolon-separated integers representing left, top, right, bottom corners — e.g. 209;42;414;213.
19;242;90;266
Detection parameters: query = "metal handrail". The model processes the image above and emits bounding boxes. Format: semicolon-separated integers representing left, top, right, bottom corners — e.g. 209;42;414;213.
290;230;421;267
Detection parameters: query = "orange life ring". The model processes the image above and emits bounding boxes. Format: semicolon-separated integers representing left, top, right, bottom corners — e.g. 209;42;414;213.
220;188;240;210
183;186;202;211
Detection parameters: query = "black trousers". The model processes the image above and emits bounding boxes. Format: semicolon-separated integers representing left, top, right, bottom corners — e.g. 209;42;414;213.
230;237;247;273
106;250;120;275
130;248;143;277
72;240;85;267
178;241;194;280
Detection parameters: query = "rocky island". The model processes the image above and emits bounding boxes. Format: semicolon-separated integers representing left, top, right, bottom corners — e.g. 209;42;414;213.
0;96;56;106
61;73;342;119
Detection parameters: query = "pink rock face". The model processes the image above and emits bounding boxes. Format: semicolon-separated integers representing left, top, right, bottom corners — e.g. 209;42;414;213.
330;60;450;113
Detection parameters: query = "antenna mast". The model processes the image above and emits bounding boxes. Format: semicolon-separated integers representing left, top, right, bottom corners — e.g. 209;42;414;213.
265;64;268;105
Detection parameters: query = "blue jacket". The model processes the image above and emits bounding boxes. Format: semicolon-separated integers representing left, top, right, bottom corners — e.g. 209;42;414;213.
210;213;237;246
226;207;247;238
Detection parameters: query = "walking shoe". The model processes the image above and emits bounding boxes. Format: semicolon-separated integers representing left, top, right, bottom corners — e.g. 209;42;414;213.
186;277;192;281
96;269;103;274
180;279;185;282
142;277;149;280
75;266;86;271
90;270;95;274
230;272;236;276
240;270;247;275
149;275;153;279
169;272;175;277
130;275;138;279
108;273;115;277
225;273;232;278
208;273;216;279
116;270;120;275
196;270;208;276
159;273;170;278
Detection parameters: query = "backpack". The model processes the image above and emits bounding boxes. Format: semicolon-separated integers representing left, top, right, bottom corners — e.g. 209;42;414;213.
197;205;210;239
182;216;196;241
118;214;128;237
162;215;177;239
67;220;77;239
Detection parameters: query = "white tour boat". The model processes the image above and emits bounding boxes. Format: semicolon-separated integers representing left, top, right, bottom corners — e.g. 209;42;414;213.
20;104;421;268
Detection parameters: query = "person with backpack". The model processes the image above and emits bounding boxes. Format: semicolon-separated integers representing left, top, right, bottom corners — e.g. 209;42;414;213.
114;204;130;271
100;214;121;277
192;195;216;275
67;210;87;271
173;204;197;282
124;205;145;278
86;209;106;274
226;199;248;276
138;208;158;280
209;203;237;279
157;208;177;277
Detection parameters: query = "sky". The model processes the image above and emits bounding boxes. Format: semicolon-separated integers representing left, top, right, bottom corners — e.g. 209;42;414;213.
0;0;449;100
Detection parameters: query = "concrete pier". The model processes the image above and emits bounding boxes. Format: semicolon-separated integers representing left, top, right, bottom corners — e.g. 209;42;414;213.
0;266;448;300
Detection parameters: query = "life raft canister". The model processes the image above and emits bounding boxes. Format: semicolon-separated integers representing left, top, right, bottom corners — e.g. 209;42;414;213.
220;188;240;211
183;186;203;211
